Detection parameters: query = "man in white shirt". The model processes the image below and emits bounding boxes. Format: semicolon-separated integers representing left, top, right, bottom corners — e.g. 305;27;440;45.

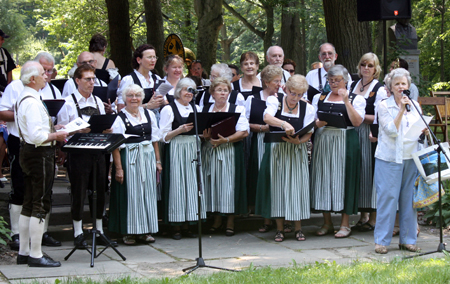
257;46;290;93
64;64;116;249
15;61;68;267
305;43;353;101
0;52;67;251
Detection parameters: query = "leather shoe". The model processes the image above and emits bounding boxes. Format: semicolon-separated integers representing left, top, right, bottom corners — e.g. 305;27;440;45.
9;234;20;251
28;255;61;267
17;254;28;265
42;232;61;246
74;233;88;249
96;235;118;247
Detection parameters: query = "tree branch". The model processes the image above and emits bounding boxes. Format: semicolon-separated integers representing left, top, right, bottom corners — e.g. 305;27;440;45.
223;1;265;39
244;0;263;9
130;11;145;29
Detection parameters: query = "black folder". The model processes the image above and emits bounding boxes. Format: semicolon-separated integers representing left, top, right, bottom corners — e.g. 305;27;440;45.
264;121;315;143
307;86;321;102
88;114;117;133
93;75;119;103
51;79;68;94
317;111;347;129
43;99;65;117
184;112;241;135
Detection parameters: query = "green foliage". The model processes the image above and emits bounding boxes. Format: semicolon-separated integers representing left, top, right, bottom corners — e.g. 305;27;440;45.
432;82;450;91
424;180;450;227
0;0;31;55
0;216;11;246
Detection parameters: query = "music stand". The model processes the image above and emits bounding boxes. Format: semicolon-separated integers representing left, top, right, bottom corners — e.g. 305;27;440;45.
181;100;239;275
63;134;127;267
403;95;449;259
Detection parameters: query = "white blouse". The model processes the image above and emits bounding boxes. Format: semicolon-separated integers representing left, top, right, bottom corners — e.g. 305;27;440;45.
159;99;200;143
202;103;249;133
311;92;366;122
117;70;162;105
264;95;316;130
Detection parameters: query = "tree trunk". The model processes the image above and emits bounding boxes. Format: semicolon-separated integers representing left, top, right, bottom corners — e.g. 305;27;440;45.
322;0;372;74
220;25;232;62
263;4;274;65
143;0;165;76
281;1;303;74
194;0;223;74
105;0;132;77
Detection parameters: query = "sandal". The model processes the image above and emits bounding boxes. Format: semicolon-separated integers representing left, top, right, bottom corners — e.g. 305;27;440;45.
359;222;375;232
209;224;223;234
294;230;306;241
137;234;155;243
283;223;293;233
375;244;388;254
352;220;367;229
258;223;273;233
334;226;351;238
123;235;136;245
225;228;235;237
172;231;182;240
274;230;285;242
399;244;421;252
316;224;334;236
392;225;400;236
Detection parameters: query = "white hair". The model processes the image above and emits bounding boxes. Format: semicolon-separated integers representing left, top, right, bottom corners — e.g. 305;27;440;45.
174;78;196;99
34;52;55;65
387;68;411;91
210;63;233;82
20;61;41;85
266;46;284;58
121;84;145;104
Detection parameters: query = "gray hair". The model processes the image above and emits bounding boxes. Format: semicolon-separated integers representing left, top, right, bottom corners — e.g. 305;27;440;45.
384;73;392;92
387;67;411;91
318;43;336;56
210;63;233;82
34;52;55;65
174;78;196;100
266;46;284;58
20;61;41;85
327;64;350;83
122;84;145;104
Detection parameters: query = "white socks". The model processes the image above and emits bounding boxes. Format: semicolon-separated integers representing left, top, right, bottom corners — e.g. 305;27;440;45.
96;219;103;234
18;215;30;256
73;220;83;237
9;204;22;235
29;217;45;258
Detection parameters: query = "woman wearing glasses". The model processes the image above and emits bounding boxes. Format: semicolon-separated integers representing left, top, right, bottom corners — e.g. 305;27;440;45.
350;53;387;232
109;84;162;245
310;64;366;238
255;75;315;242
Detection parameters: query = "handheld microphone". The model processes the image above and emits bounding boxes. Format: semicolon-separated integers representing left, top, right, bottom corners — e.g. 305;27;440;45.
403;90;411;112
187;87;199;96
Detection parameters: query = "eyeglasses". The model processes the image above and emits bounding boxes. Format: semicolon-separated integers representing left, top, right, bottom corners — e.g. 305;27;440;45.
214;88;229;93
286;69;295;74
44;69;54;75
126;94;141;98
148;56;158;60
79;60;96;65
360;63;375;68
272;80;281;85
82;77;96;82
288;90;302;98
320;52;335;57
328;78;344;85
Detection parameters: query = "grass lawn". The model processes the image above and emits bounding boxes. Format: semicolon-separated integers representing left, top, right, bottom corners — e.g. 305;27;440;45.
54;255;450;284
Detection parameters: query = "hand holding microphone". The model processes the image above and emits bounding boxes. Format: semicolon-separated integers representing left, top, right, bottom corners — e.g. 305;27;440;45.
403;90;411;112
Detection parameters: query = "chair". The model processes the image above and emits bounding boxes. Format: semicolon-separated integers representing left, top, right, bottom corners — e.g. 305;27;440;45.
430;91;450;121
418;96;448;142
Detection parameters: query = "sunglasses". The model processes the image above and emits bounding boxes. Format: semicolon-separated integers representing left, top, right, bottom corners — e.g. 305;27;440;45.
360;63;374;68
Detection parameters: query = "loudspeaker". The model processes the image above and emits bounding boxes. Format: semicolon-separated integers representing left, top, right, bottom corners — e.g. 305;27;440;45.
357;0;411;22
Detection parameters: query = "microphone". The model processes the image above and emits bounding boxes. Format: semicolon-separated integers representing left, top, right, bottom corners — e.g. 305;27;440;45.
403;90;411;112
187;87;199;96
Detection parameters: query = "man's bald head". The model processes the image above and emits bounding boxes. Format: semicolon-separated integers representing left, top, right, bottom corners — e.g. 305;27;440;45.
77;52;96;68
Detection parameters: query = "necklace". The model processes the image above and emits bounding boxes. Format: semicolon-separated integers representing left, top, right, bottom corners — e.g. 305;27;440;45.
127;108;140;118
360;78;374;92
213;104;227;113
285;97;298;114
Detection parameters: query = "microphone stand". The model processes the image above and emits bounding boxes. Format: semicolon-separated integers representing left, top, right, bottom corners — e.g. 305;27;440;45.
403;92;449;259
182;92;238;274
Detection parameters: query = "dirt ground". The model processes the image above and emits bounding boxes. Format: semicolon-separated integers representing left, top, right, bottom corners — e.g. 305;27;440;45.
0;243;17;265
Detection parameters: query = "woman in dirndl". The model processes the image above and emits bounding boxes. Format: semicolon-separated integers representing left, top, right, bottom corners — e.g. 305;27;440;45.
159;77;206;240
350;53;387;232
310;64;366;238
202;77;249;236
109;84;161;245
256;74;315;242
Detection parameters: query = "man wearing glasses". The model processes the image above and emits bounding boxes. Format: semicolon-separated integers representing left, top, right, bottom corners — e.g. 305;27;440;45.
305;43;352;102
64;64;116;249
0;52;68;251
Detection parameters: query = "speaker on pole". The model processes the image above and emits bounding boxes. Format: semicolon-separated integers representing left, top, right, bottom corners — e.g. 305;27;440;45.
357;0;411;22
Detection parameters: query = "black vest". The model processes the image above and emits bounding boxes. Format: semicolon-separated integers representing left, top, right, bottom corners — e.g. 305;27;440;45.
118;110;152;144
269;95;307;132
169;100;192;134
129;71;159;104
232;79;253;99
350;80;383;115
201;89;238;106
202;103;237;114
317;92;357;127
95;58;110;83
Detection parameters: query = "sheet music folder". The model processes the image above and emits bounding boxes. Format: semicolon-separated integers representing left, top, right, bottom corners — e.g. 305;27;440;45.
264;121;315;143
88;114;117;133
93;75;119;103
184;112;240;135
317;111;347;129
43;99;65;116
